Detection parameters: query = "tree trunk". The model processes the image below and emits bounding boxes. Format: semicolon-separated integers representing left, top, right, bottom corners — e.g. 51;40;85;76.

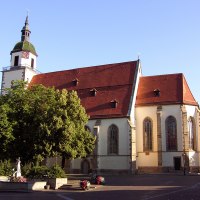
61;156;65;169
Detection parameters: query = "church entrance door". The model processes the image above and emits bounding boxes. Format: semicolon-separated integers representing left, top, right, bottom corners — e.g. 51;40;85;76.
81;159;90;174
174;157;181;170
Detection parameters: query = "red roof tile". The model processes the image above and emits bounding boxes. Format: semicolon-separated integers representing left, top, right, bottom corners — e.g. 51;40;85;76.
30;61;139;119
182;75;198;105
136;73;198;106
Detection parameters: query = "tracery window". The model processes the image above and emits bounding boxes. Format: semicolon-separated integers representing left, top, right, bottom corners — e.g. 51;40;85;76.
108;125;118;154
188;117;195;150
166;116;177;151
143;117;153;151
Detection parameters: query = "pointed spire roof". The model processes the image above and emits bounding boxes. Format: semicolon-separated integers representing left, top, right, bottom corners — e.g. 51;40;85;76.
25;15;29;24
22;15;30;32
21;15;31;42
11;16;37;56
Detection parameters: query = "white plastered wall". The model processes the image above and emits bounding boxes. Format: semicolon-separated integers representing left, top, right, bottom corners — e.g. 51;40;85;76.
2;67;37;93
2;69;24;90
1;51;38;93
11;52;37;69
135;105;186;168
185;105;199;167
24;68;37;83
135;106;158;167
71;117;131;171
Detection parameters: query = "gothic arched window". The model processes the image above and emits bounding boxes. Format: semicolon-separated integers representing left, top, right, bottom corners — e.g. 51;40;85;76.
188;117;196;150
108;125;119;155
165;116;177;151
143;117;153;151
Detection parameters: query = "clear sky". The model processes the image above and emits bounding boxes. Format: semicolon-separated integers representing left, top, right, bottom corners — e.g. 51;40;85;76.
1;0;199;103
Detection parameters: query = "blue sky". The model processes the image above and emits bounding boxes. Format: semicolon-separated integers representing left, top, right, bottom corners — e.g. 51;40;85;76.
1;0;200;103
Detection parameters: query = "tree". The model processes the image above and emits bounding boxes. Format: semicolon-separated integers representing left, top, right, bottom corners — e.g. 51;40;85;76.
0;104;14;160
0;81;95;165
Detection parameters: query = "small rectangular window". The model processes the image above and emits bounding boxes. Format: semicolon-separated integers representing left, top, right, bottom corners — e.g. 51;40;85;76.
31;58;34;68
14;56;19;66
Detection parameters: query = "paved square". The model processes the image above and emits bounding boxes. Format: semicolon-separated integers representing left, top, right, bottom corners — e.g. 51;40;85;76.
1;174;200;200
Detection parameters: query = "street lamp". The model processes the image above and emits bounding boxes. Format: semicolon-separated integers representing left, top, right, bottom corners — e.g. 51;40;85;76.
182;153;186;175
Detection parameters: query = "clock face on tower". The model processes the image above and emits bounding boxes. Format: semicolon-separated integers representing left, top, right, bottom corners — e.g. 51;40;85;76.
22;51;29;59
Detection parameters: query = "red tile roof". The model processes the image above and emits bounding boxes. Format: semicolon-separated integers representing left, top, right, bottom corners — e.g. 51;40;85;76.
30;61;139;119
136;73;198;106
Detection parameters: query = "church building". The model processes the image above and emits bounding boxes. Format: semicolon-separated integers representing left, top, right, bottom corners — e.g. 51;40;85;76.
1;17;200;174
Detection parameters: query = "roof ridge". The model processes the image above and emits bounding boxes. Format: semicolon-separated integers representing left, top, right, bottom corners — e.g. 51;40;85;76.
141;73;183;78
37;60;138;76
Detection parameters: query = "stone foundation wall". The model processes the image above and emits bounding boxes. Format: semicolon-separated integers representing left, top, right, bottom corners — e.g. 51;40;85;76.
71;168;130;175
0;181;47;192
138;166;181;173
189;166;200;173
72;166;200;174
137;166;200;174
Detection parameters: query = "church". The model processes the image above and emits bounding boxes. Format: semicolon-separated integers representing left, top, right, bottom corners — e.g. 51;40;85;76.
1;17;200;174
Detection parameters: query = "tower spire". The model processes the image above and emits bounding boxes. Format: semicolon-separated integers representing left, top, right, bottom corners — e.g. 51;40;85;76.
21;15;31;42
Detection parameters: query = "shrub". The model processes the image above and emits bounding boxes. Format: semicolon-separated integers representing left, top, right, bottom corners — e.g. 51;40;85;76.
48;165;66;178
25;165;66;179
25;165;49;179
21;163;32;177
0;160;13;176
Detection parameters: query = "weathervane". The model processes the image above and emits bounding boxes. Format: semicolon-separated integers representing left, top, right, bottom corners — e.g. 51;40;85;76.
137;52;141;60
26;8;30;17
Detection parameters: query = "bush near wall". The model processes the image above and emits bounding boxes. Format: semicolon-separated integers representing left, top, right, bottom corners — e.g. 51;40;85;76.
0;160;13;176
25;165;66;179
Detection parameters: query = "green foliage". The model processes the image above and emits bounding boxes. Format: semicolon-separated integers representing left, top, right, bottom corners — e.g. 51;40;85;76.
0;160;13;176
25;165;66;179
25;165;49;179
0;105;14;160
48;165;66;178
21;163;32;177
0;80;95;164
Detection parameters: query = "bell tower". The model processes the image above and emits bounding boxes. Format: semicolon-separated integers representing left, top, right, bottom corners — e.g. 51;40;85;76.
1;16;38;94
21;15;31;42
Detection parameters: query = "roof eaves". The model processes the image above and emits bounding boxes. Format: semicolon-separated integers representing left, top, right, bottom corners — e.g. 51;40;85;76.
135;101;183;107
90;114;128;120
182;100;199;106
